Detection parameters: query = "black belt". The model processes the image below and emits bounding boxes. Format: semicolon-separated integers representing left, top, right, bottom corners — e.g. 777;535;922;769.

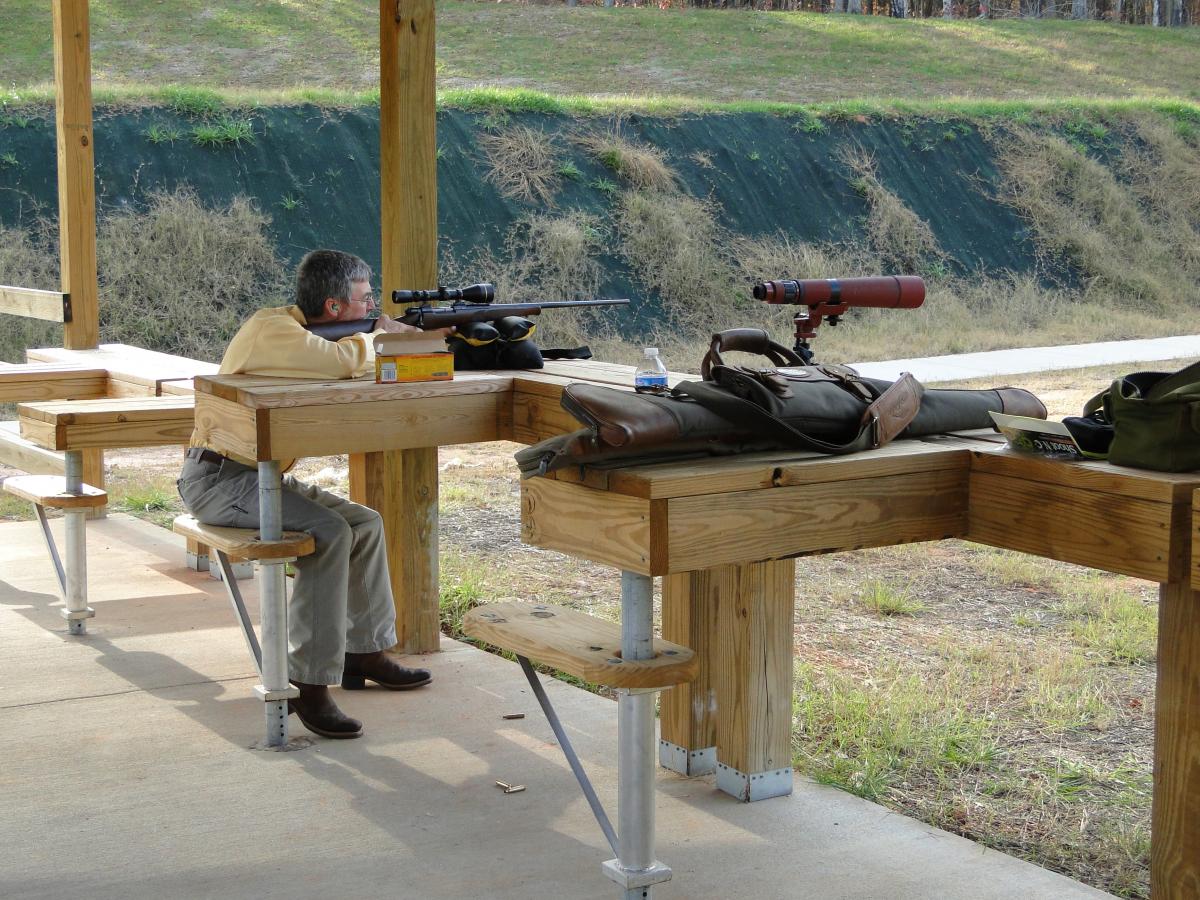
185;447;228;466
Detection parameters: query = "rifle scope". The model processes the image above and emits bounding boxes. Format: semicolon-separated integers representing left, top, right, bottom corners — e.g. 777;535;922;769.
392;283;495;304
753;276;925;309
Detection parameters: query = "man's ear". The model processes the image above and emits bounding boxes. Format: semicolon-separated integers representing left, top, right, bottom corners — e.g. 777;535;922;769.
323;297;342;319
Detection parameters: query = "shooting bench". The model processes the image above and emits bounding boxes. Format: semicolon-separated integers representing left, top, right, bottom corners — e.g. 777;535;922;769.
518;432;1200;898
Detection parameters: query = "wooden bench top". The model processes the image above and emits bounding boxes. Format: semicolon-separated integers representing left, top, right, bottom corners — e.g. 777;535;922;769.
2;474;107;509
172;514;314;561
27;344;217;396
463;601;698;690
18;396;195;451
0;363;108;403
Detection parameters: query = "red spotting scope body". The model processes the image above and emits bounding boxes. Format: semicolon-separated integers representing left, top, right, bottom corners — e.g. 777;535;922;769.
753;275;925;343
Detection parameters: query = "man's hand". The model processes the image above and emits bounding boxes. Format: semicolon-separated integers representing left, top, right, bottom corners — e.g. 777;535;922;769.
374;315;454;339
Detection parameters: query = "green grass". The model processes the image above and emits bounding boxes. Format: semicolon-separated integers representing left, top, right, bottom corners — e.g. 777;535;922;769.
853;578;925;617
190;118;255;148
144;123;182;144
3;3;1199;108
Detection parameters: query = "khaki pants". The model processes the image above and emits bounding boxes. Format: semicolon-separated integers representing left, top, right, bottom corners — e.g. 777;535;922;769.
178;455;398;684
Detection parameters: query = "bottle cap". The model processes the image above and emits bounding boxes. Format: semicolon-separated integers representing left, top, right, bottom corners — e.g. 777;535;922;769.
643;347;659;356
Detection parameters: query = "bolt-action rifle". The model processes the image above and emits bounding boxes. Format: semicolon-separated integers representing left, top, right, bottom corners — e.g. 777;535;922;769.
305;282;630;341
753;276;925;363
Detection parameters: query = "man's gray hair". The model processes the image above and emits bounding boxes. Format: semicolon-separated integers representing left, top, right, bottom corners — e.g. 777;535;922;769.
295;249;372;318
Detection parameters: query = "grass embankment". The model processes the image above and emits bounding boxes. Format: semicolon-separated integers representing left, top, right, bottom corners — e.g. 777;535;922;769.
3;1;1200;106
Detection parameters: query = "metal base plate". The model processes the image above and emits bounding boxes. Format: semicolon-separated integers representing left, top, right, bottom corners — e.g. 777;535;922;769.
186;550;210;573
715;763;793;802
658;740;716;776
601;858;672;890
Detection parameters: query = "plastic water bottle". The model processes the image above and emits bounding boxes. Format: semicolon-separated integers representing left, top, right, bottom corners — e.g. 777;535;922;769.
634;347;669;395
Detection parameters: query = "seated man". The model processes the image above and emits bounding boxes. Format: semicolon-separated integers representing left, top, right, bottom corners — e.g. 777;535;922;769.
179;248;447;739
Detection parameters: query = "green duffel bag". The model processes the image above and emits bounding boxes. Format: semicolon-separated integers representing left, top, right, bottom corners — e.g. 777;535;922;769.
1084;360;1200;472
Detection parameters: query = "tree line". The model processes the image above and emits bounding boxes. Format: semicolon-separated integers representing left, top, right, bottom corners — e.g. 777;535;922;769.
592;0;1193;24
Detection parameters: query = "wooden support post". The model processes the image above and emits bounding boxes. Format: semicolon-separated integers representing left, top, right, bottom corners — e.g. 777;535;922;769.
350;449;440;653
52;0;100;351
713;559;796;802
659;570;719;776
81;447;105;518
1151;499;1200;898
369;0;440;653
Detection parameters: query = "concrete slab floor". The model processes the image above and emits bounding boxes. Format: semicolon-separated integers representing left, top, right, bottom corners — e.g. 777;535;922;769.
0;515;1112;900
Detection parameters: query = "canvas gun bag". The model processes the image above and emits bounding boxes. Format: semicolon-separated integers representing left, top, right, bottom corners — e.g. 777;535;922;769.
1076;359;1200;472
515;328;1047;477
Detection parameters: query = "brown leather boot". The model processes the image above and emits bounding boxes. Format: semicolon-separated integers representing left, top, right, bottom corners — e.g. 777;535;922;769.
342;651;433;691
288;682;363;739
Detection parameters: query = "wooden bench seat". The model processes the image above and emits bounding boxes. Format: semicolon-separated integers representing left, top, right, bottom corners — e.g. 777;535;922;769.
2;474;107;508
172;514;314;562
0;421;65;476
463;601;697;689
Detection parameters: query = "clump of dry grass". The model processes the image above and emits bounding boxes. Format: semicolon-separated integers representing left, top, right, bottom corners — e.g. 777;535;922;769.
479;125;562;205
442;210;615;349
839;144;944;274
97;188;288;361
615;189;744;338
577;121;677;192
992;124;1199;312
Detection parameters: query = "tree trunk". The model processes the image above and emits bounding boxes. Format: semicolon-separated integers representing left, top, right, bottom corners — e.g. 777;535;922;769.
847;0;863;12
1072;0;1087;16
891;0;907;16
944;0;953;16
1153;0;1163;23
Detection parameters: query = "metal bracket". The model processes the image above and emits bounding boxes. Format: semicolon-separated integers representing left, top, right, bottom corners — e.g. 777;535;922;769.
61;292;72;323
658;741;716;777
715;763;794;802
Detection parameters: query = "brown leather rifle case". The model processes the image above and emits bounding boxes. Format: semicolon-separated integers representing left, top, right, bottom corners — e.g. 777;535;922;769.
515;328;1046;477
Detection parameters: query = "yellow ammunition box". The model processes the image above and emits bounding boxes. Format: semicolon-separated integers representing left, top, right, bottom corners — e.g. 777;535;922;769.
375;353;454;384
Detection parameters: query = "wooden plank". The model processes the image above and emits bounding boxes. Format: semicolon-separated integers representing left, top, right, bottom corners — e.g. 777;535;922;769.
463;601;697;690
521;477;654;575
0;364;107;403
0;421;65;475
105;376;158;398
171;514;314;561
1194;491;1200;592
350;448;441;654
18;397;195;451
190;393;262;462
662;468;968;574
968;470;1180;582
660;569;720;762
0;285;67;322
593;441;969;500
511;388;585;446
715;559;796;782
970;446;1200;504
1151;578;1200;897
193;371;511;408
2;475;106;509
264;393;504;461
52;0;99;349
27;344;217;392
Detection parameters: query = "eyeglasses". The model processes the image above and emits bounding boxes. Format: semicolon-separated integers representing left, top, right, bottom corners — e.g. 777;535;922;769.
352;293;377;306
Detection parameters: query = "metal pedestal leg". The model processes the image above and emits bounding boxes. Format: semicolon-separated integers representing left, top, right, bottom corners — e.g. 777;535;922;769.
251;461;297;747
59;450;95;635
602;571;672;899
